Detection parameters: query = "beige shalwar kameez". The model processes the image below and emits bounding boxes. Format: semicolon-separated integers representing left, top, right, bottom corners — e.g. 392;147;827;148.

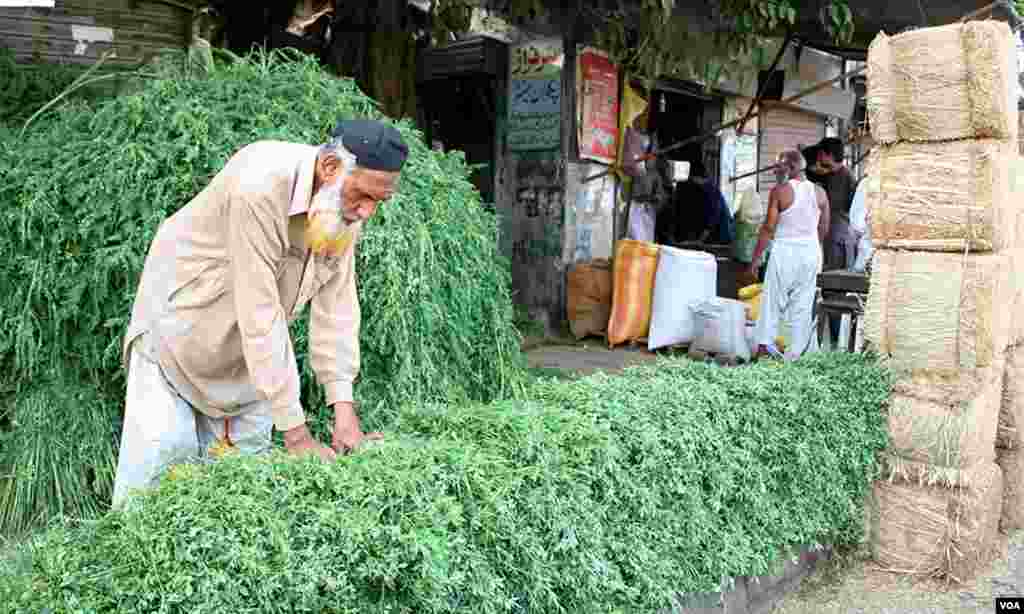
113;141;361;507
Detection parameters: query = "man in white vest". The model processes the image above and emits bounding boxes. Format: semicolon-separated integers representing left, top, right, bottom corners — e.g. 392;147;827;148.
748;149;830;361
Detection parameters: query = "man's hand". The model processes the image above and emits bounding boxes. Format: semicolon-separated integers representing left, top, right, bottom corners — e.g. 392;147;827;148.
332;402;383;454
283;425;337;462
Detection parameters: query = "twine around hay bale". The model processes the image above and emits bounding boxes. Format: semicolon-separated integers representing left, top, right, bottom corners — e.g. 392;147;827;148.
996;447;1024;530
887;365;1004;468
998;345;1024;449
866;140;1014;252
871;456;1004;582
866;21;1018;144
864;250;1013;375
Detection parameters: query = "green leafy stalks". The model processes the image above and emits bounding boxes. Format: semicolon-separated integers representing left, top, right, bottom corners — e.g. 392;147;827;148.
0;49;526;535
0;353;891;614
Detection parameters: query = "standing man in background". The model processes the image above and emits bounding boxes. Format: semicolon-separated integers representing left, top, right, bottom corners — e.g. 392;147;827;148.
814;138;857;271
813;137;857;346
748;149;830;361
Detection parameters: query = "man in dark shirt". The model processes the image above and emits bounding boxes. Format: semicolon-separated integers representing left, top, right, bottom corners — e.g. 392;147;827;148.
814;138;858;271
654;159;735;246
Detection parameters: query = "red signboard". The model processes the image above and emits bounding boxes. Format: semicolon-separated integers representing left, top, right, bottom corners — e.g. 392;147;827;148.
577;48;620;164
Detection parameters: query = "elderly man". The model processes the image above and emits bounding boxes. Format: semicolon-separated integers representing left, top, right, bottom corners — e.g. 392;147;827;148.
748;149;830;361
112;119;408;508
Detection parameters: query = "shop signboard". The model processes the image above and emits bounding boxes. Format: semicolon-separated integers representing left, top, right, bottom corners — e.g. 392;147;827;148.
507;37;563;152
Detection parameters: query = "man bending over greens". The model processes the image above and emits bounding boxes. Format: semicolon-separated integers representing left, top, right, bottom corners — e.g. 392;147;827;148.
112;119;409;508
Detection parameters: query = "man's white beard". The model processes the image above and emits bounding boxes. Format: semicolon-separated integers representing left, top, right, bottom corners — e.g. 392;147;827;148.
306;180;353;256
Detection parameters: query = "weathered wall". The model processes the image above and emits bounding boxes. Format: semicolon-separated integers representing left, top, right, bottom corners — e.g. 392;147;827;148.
563;161;616;265
757;103;825;193
0;0;190;67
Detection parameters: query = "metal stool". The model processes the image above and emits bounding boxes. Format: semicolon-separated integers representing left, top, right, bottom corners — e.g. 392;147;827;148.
816;292;865;353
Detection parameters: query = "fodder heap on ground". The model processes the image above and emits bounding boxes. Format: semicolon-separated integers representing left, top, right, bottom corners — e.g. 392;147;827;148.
0;353;892;614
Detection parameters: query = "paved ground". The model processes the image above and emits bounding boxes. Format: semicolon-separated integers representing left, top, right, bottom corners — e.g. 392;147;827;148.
524;339;660;378
771;530;1023;614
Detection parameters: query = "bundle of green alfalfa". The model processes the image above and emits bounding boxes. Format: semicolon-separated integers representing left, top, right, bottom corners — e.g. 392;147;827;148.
0;49;525;536
0;353;892;614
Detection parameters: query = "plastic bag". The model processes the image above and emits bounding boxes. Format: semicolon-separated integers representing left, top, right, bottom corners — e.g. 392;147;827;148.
690;297;751;361
648;247;718;350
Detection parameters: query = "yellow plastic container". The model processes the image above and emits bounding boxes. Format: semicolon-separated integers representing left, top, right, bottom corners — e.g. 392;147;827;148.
741;283;789;352
739;283;763;322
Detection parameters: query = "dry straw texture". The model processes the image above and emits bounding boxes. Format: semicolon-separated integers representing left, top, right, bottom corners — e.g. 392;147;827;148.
864;251;1013;375
996;447;1023;530
865;140;1014;252
999;345;1024;449
870;456;1004;582
867;21;1018;144
887;363;1004;468
607;240;660;347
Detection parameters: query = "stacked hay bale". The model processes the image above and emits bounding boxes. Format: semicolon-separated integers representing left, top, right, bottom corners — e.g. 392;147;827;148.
864;19;1020;582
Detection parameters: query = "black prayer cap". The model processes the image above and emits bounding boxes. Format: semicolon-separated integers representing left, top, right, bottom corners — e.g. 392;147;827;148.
331;119;409;172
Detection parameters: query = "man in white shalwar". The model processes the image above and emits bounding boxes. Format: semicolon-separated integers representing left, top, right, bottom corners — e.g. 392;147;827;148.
847;174;873;273
748;149;830;360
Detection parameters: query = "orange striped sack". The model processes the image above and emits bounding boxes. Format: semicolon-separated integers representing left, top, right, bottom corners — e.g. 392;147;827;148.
607;240;660;347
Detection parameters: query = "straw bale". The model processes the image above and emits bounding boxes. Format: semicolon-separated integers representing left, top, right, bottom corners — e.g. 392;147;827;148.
866;21;1018;144
998;345;1024;449
870;457;1003;581
865;140;1015;252
1010;252;1024;347
888;362;1004;467
864;250;1013;375
996;447;1024;530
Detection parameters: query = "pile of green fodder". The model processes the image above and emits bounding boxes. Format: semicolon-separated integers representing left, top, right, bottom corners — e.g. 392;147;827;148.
0;354;891;614
0;47;130;131
0;49;525;536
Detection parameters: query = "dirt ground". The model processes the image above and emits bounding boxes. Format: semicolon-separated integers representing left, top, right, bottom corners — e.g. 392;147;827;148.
772;529;1024;614
524;339;658;378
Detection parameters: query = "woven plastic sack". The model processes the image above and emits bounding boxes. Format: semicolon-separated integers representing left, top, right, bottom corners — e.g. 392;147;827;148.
887;362;1005;468
870;456;1004;582
865;140;1015;252
996;447;1023;531
864;250;1013;376
566;260;613;341
647;247;717;351
689;297;751;361
607;240;660;347
867;21;1018;144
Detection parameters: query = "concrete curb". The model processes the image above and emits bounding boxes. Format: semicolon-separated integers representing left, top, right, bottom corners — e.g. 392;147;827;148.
664;544;833;614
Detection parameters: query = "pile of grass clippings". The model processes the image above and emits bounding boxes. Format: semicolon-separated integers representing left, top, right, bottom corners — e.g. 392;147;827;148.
0;49;525;535
0;354;891;614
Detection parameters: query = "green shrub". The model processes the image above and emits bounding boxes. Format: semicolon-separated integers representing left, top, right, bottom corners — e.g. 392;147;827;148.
0;49;526;535
0;354;891;614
